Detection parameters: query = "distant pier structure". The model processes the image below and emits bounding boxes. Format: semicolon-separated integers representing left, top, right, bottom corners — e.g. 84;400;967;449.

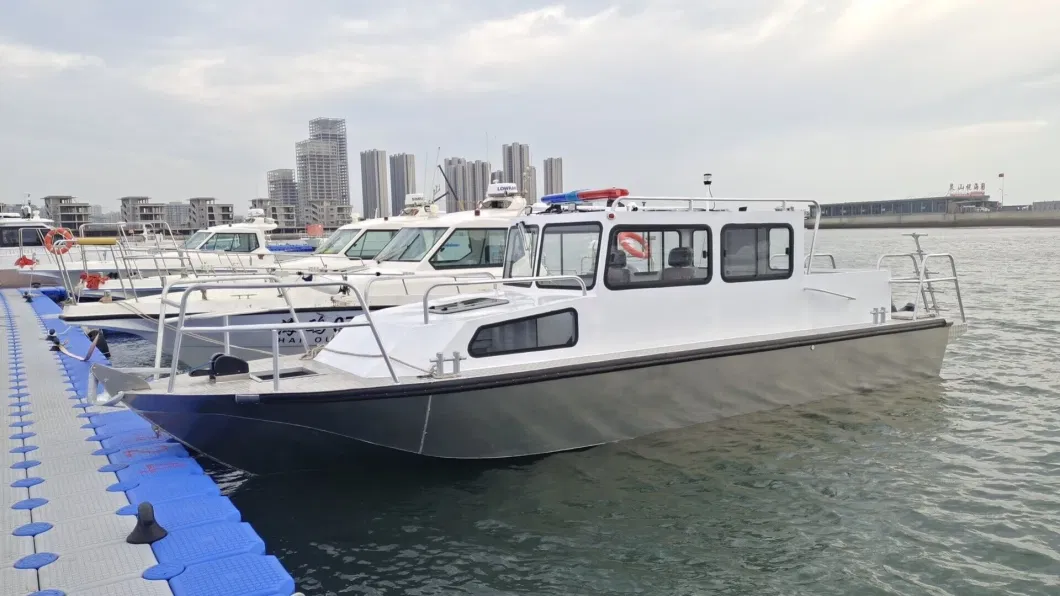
807;183;1060;228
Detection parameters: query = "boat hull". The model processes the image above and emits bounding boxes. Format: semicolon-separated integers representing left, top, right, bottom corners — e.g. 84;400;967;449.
78;308;364;368
122;319;956;474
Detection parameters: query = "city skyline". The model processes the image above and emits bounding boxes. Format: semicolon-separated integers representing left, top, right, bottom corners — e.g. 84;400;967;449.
3;1;1055;208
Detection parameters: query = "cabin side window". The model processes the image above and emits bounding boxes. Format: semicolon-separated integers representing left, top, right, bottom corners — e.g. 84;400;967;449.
535;222;601;290
468;309;578;358
2;228;45;248
502;225;539;288
720;224;794;282
603;226;711;289
199;233;260;253
429;228;508;269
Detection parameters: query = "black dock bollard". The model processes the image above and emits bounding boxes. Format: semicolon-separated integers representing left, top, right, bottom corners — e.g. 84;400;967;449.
126;501;168;544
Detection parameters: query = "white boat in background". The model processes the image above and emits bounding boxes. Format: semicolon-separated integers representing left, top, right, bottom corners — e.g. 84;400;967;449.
5;210;295;289
92;187;968;474
62;186;529;366
69;194;449;301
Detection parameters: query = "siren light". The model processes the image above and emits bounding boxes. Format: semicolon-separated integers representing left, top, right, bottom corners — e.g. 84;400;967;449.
539;188;630;205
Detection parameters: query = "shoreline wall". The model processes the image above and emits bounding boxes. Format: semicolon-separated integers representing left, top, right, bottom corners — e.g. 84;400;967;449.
806;211;1060;229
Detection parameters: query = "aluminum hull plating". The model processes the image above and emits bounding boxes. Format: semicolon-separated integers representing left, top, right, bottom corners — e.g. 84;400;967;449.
78;308;364;368
123;319;953;474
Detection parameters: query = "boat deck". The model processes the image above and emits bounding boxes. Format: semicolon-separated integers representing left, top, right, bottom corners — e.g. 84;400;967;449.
1;289;298;595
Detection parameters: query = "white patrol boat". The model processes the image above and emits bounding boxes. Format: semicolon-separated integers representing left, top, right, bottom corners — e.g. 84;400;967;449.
89;186;968;474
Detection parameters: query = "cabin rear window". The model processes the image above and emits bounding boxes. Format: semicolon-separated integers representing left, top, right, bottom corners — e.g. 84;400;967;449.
720;224;793;282
468;309;578;358
604;226;711;289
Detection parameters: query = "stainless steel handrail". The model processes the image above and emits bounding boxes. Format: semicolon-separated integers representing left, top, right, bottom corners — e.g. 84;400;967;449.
152;273;307;373
362;271;497;306
421;275;588;324
805;253;837;270
802;287;855;300
877;252;932;316
910;253;966;323
165;279;398;391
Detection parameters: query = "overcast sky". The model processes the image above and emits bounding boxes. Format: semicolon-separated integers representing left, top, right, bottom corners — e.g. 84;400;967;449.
1;0;1057;214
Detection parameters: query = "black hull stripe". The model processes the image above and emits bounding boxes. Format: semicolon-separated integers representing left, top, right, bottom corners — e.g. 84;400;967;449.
140;318;950;405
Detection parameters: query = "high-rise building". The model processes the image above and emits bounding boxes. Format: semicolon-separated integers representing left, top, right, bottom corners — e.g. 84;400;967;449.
467;160;491;206
359;149;389;218
296;139;344;225
164;202;190;228
543;157;564;195
308;118;349;207
187;197;234;229
502;142;531;194
491;170;504;183
266;169;298;207
119;196;165;224
526;165;538;203
250;198;298;232
40;195;91;231
442;157;470;213
388;153;417;216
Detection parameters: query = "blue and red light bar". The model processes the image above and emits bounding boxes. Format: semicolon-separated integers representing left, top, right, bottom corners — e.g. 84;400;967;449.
539;187;630;204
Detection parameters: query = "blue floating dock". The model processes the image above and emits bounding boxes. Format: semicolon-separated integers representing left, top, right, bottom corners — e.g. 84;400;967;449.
1;289;298;596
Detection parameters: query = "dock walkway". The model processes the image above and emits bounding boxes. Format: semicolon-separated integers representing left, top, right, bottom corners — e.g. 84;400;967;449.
2;289;297;595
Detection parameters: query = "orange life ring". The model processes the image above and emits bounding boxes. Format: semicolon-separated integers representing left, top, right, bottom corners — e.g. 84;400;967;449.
617;232;650;259
44;227;74;255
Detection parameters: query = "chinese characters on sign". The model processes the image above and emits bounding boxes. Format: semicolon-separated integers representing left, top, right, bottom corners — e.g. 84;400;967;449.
947;182;987;196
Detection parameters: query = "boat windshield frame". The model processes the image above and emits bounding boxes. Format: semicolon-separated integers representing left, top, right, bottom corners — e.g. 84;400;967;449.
316;228;360;254
374;226;447;263
182;230;211;249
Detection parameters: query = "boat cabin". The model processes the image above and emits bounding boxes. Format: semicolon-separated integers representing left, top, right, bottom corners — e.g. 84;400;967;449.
0;205;53;248
181;211;276;254
314;195;445;260
318;189;895;378
364;189;528;273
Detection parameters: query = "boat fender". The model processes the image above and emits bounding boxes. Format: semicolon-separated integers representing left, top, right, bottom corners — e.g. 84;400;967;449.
86;329;111;359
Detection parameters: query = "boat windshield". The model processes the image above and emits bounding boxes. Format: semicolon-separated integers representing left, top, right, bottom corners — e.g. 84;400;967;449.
0;226;46;248
346;229;399;259
374;227;446;262
502;224;539;284
183;230;210;249
536;222;601;289
316;228;360;254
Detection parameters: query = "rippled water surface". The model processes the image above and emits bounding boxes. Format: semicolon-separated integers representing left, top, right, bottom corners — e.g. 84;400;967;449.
112;227;1060;595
